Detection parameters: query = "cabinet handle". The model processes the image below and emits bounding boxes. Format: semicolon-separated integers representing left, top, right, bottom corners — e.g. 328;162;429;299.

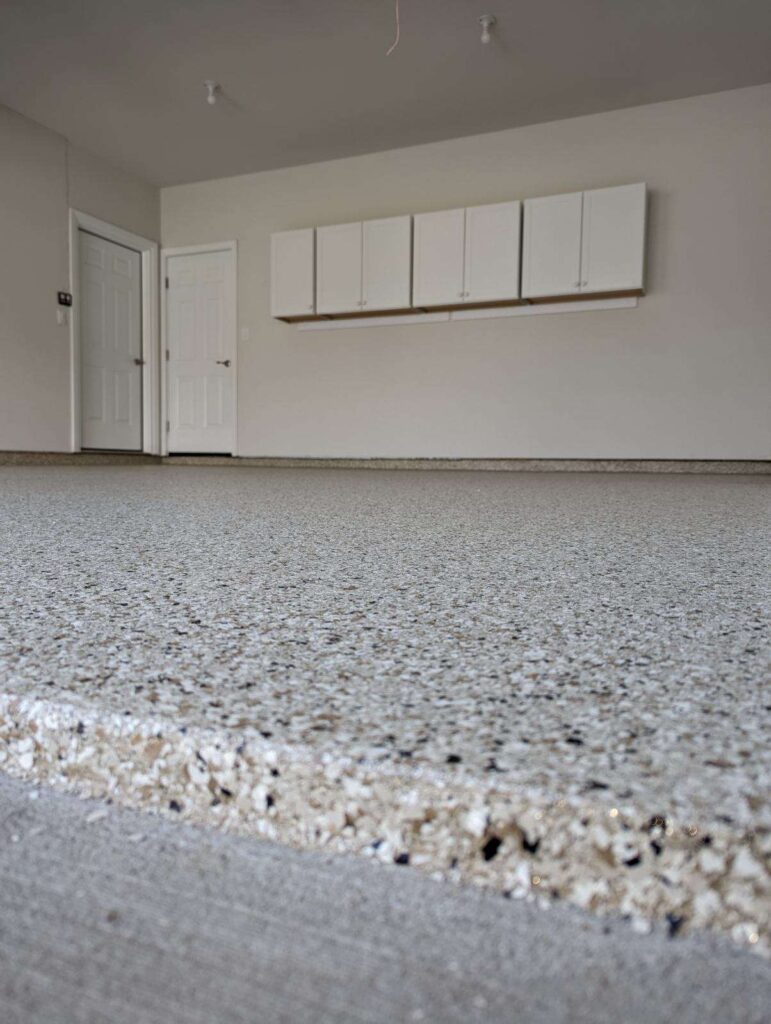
362;300;367;306
581;281;588;287
458;291;464;298
574;281;581;288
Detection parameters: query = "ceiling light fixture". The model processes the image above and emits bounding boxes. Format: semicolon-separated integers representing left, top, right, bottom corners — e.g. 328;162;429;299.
479;14;496;45
204;80;219;106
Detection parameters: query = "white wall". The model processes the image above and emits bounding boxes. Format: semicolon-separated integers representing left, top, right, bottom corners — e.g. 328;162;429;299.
68;144;160;244
0;103;159;452
162;85;771;460
0;105;69;452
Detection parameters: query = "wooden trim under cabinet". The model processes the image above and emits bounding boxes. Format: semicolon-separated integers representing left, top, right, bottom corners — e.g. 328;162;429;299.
275;289;644;323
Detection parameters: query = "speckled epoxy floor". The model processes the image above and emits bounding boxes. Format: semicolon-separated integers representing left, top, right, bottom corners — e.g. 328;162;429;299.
0;467;769;948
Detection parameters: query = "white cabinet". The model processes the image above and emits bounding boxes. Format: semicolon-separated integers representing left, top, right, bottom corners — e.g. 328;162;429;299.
272;182;646;321
581;183;646;293
413;203;521;308
522;184;646;298
412;208;465;307
316;215;412;314
464;201;521;303
270;228;315;318
316;222;362;314
522;192;583;299
362;216;411;311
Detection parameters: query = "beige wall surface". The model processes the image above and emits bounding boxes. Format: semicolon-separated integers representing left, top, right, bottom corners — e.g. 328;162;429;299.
0;103;159;452
162;84;771;459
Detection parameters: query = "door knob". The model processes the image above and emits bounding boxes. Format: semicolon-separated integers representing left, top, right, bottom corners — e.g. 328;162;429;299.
216;359;231;367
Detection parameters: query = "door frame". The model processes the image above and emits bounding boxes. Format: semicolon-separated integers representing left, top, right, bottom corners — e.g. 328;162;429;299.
69;210;160;453
160;242;238;457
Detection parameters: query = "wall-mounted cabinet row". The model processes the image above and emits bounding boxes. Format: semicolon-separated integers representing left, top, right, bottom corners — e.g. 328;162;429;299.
270;183;646;321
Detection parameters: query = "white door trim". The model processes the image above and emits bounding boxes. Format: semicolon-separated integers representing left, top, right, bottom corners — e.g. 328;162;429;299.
69;210;160;453
160;242;238;457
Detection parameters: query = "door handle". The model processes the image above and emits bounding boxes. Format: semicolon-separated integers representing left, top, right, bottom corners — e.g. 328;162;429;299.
133;357;145;366
216;359;231;367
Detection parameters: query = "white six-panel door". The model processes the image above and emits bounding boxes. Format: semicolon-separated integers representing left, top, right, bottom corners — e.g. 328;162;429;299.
522;192;583;299
412;208;466;308
464;201;521;303
580;183;646;293
362;216;412;311
167;249;235;454
79;231;142;450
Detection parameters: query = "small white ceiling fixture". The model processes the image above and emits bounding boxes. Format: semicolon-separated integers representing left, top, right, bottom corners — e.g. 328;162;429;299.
203;80;219;105
479;14;497;44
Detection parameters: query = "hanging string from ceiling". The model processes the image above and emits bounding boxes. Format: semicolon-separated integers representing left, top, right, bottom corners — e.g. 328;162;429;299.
386;0;400;56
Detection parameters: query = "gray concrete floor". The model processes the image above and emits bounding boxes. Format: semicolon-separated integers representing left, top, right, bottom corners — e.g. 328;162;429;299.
1;773;769;1024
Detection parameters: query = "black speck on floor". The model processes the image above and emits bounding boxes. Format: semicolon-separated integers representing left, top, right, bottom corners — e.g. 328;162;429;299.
482;836;503;861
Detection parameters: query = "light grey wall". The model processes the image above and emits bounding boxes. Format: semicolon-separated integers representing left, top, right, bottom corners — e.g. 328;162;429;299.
68;144;160;243
0;103;159;452
162;84;771;460
0;105;70;452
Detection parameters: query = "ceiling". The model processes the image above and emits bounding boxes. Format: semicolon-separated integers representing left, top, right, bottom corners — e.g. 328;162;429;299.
1;0;770;187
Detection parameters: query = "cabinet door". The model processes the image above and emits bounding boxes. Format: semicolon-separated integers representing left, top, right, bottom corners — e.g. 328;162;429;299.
580;183;646;293
270;229;315;318
412;208;465;307
362;215;412;311
316;222;363;314
464;201;521;303
522;192;583;299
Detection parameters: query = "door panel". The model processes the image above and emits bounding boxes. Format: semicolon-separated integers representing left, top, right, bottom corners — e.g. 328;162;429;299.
79;231;142;450
176;376;197;427
581;183;646;293
362;216;412;311
114;370;132;422
412;208;465;308
464;201;521;303
167;249;235;454
316;222;363;314
270;229;315;318
522;192;583;299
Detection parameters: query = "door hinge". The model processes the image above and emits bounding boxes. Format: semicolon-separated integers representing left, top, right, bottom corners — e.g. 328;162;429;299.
165;349;170;361
165;276;169;289
166;420;170;433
